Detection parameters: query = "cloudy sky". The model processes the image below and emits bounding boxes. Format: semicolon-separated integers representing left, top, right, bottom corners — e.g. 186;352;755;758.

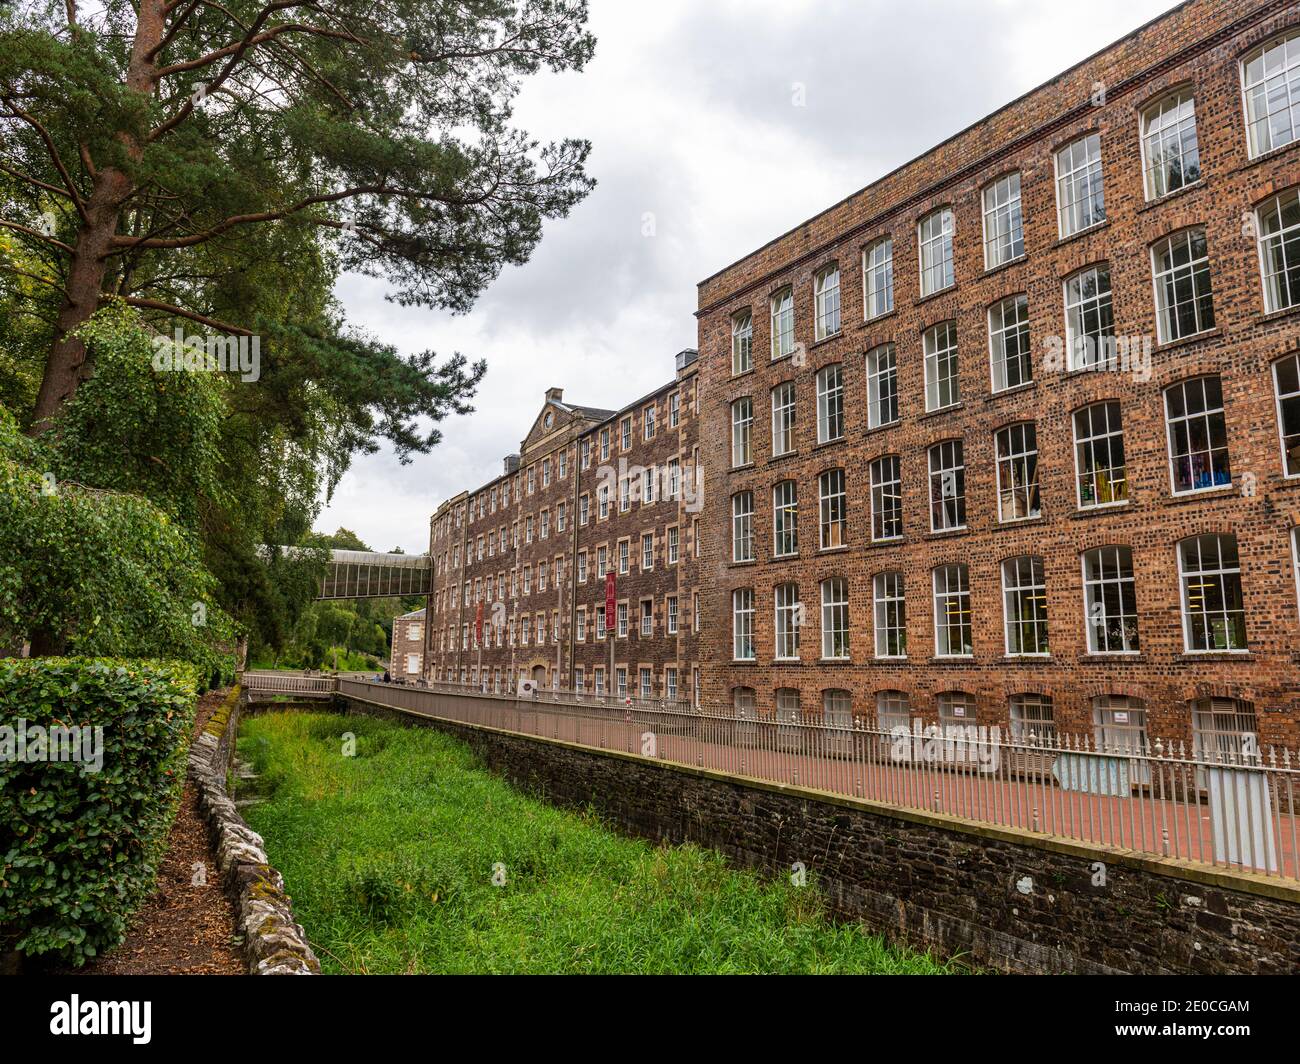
320;0;1181;553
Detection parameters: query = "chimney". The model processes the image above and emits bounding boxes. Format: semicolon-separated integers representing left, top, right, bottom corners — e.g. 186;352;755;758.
503;454;520;475
675;348;698;376
545;387;564;403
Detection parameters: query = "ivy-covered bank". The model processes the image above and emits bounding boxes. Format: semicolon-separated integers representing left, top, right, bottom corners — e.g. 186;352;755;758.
0;658;199;966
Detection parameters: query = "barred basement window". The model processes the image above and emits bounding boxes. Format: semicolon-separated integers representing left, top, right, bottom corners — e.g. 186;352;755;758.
982;173;1024;268
928;440;965;531
870;455;902;541
733;589;755;660
771;382;796;456
732;310;753;374
1257;190;1300;314
1093;696;1148;755
771;287;795;360
865;343;898;428
1178;534;1247;653
988;295;1031;392
819;468;847;549
1142;91;1200;200
820;577;849;660
1009;694;1056;742
1242;31;1300;158
918;208;955;296
932;564;972;657
1001;555;1049;656
776;688;801;722
937;692;977;727
1165;376;1231;494
816;364;844;443
823;689;852;727
1055;133;1105;237
815;264;841;339
773;480;799;557
863;238;894;320
924;321;959;411
1082;546;1139;654
733;687;756;718
995;422;1040;522
732;491;754;562
876;690;909;732
1152;228;1215;343
774;582;801;660
1192;698;1259;762
873;572;906;658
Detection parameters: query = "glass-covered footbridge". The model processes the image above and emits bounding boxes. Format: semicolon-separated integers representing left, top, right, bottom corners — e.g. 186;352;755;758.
317;550;431;599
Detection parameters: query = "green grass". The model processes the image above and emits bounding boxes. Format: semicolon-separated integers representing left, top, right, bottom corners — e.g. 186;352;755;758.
238;712;963;974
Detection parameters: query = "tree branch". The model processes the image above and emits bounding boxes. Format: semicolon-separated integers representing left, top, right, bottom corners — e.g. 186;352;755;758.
115;295;255;336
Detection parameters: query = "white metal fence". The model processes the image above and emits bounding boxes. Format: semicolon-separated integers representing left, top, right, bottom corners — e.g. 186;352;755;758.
315;676;1300;881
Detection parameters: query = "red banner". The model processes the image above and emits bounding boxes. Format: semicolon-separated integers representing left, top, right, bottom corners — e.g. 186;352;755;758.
604;570;616;631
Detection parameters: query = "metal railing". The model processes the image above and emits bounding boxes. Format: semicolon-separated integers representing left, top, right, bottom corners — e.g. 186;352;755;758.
335;677;1300;882
242;672;336;696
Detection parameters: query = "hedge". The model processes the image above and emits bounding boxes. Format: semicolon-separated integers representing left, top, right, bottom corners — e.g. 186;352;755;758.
0;657;198;966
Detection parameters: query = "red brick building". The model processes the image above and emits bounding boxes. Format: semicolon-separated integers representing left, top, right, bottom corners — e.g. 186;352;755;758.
695;0;1300;749
423;352;703;702
390;608;426;679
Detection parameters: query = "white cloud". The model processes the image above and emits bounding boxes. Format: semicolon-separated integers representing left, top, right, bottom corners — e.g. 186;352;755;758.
318;0;1181;553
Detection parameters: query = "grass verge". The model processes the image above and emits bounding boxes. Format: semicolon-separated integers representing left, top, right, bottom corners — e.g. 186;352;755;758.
238;711;964;975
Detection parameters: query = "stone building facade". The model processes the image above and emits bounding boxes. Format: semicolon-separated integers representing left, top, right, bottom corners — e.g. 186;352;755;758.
423;352;703;702
389;608;426;679
694;0;1300;748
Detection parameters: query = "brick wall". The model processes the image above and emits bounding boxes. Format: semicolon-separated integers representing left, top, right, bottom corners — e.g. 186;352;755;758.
694;0;1300;747
389;610;425;678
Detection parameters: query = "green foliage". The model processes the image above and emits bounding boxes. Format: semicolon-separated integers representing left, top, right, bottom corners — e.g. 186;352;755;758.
239;713;962;975
0;658;198;966
0;403;236;673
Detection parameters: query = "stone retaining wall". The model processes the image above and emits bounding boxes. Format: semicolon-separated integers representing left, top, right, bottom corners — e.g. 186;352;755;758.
338;692;1300;975
188;687;319;975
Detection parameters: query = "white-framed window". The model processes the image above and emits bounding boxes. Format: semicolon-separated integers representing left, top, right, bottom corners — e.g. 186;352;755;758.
815;264;841;339
933;564;972;657
923;320;959;411
665;667;678;701
733;686;757;718
982;173;1024;268
1165;375;1231;494
599;428;610;461
669;392;680;427
1009;694;1056;742
865;343;898;428
667;595;678;635
816;363;844;443
918;208;955;296
616;602;628;638
731;397;753;467
818;468;846;549
579;494;589;526
1152;228;1215;343
1055;133;1105;237
1001;555;1049;656
641;532;654;571
1064;265;1114;369
641;466;656;505
776;688;801;722
616;667;627;695
771;381;795;456
1142;91;1200;200
732;491;754;562
1292;527;1300;623
775;582;801;660
995;422;1040;522
1256;189;1300;313
820;578;849;660
1082;545;1139;654
988;294;1031;393
1192;698;1259;763
928;440;965;531
771;287;795;360
643;405;656;440
773;480;798;557
667;526;679;565
640;599;653;637
872;572;906;658
1273;352;1300;476
1241;31;1300;158
618;539;629;575
1179;534;1247;652
870;455;902;541
876;690;909;731
597;483;609;519
1073;401;1127;508
863;238;894;319
620;416;632;450
823;689;852;727
1093;696;1148;755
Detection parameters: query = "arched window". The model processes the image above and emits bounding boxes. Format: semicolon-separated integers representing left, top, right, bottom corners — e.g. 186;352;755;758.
876;691;910;732
1242;32;1300;157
